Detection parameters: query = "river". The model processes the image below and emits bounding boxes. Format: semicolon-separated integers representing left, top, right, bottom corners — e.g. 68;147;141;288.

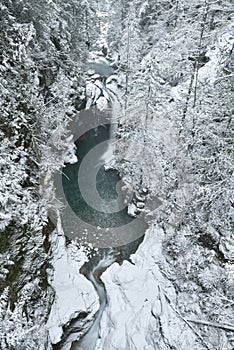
54;58;147;350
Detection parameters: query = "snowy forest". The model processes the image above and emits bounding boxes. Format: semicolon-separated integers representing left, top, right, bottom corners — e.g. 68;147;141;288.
0;0;233;349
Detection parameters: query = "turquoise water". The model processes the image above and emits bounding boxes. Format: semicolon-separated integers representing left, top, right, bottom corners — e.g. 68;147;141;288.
62;124;133;230
53;59;147;349
88;58;114;77
55;119;146;350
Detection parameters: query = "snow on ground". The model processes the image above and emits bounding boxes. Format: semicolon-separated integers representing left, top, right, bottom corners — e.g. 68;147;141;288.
96;225;206;350
46;216;99;346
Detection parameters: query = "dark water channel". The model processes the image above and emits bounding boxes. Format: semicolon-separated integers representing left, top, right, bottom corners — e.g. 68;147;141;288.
53;118;147;350
53;61;147;350
62;124;133;230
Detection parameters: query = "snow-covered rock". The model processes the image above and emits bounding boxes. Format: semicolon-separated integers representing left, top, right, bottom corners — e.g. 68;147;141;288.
96;225;207;350
46;217;99;348
136;201;145;209
127;203;137;218
64;138;78;165
96;96;108;111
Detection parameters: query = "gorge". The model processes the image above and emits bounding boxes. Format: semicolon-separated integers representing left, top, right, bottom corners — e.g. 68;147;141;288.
0;1;233;349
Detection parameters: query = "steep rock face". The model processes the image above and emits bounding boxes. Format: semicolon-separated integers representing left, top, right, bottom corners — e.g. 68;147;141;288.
96;225;206;350
46;219;99;347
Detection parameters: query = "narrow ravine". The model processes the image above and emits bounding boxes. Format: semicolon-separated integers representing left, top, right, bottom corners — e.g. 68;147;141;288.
71;252;115;350
59;117;146;349
71;239;145;350
54;57;147;350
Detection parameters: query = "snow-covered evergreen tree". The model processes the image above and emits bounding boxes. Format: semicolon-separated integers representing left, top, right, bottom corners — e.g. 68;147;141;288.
0;0;99;348
105;1;234;348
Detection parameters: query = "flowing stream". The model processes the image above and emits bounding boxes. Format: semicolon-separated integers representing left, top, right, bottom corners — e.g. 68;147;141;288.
71;252;115;350
60;120;146;350
55;59;147;350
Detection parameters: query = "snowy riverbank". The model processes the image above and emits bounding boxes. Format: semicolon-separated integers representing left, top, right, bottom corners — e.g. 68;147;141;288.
46;218;99;348
96;225;207;350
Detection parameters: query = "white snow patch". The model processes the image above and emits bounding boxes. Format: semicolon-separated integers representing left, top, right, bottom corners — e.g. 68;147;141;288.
96;96;108;111
96;225;205;350
46;217;99;345
127;203;137;217
64;137;78;165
